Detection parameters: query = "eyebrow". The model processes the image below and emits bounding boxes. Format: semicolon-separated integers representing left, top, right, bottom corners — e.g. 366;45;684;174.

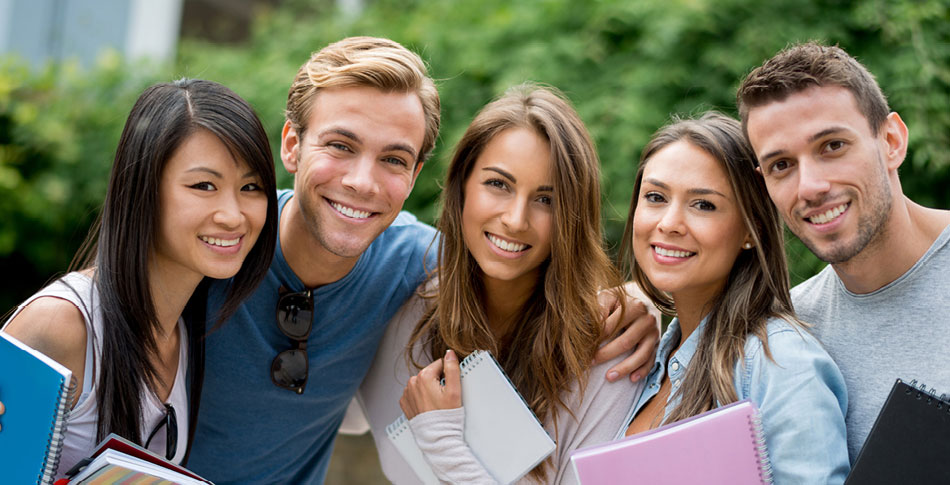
484;167;553;192
643;177;726;198
759;126;849;162
318;127;418;159
185;167;223;178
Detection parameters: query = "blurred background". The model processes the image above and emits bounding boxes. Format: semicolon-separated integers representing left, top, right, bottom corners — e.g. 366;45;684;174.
1;0;948;482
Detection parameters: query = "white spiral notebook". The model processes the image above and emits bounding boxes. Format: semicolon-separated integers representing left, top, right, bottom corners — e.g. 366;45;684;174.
385;350;556;484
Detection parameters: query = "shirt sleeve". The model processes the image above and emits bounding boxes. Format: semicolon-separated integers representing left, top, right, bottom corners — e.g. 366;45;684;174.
741;324;850;484
409;407;499;484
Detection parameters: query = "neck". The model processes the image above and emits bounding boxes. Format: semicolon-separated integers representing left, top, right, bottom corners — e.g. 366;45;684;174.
833;196;950;294
147;260;203;342
482;273;539;343
280;197;360;288
671;289;717;343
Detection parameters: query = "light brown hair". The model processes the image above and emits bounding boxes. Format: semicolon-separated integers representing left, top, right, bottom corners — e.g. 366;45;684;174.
737;42;890;137
408;83;619;481
285;36;440;164
620;112;799;423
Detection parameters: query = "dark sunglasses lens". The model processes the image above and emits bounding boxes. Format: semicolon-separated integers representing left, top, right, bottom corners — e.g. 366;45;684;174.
165;406;178;460
277;293;313;339
272;349;308;391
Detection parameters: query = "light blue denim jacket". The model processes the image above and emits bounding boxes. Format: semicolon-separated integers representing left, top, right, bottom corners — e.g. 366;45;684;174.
618;316;850;484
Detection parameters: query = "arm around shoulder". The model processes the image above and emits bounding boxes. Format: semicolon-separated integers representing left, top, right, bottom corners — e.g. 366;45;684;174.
3;296;89;407
743;323;850;484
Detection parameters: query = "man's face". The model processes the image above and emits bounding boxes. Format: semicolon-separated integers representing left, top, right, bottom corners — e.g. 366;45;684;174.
281;85;426;260
746;85;898;264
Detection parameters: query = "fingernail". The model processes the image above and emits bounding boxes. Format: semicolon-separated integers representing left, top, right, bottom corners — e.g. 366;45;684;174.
607;371;619;382
632;373;641;382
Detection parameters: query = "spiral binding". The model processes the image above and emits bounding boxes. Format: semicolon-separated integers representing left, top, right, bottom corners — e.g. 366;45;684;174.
37;375;78;484
386;415;411;438
905;379;950;414
459;349;486;378
748;410;774;484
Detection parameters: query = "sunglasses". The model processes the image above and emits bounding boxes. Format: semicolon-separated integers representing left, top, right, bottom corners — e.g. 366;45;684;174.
144;403;177;461
271;288;313;394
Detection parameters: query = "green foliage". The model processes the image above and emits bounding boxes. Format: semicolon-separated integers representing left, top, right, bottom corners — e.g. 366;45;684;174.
2;0;949;311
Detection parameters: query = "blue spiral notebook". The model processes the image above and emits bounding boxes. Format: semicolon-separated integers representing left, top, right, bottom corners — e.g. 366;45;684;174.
0;331;76;484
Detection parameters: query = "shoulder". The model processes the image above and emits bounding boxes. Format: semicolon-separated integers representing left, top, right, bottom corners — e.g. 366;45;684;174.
3;295;89;377
743;317;826;364
384;212;438;242
790;265;836;304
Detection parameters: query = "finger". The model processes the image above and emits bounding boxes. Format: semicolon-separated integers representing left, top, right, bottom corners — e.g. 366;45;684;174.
442;350;462;406
593;312;655;365
603;293;648;339
419;357;445;388
597;288;616;322
607;331;660;383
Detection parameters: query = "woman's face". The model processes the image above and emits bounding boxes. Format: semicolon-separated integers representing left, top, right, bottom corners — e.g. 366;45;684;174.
462;127;554;291
633;140;750;303
153;129;269;283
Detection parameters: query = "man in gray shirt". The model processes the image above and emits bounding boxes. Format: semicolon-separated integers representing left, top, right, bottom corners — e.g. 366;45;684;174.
736;42;950;462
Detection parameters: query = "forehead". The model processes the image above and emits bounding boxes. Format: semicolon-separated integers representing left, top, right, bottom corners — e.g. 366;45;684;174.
746;85;872;155
306;85;426;151
471;127;553;179
642;140;733;195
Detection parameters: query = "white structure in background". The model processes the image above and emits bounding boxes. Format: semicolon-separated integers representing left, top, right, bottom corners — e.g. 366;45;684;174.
0;0;183;68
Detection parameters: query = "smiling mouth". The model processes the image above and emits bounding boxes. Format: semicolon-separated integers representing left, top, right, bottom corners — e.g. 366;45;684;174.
487;233;529;253
330;200;373;219
806;202;849;225
653;246;695;258
200;236;240;247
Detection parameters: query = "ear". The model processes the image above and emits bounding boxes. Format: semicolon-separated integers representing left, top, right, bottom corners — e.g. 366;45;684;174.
755;165;763;176
280;120;300;174
881;112;908;172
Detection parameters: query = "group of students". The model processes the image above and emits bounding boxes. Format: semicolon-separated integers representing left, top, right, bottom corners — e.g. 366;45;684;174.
1;36;948;485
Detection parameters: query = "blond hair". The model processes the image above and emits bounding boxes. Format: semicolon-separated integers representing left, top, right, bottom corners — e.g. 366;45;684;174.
286;36;441;163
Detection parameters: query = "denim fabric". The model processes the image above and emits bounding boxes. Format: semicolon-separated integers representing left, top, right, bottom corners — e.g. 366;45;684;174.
620;316;850;484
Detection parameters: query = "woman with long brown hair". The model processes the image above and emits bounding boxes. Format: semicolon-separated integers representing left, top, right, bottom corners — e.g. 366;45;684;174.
619;112;849;483
355;83;655;484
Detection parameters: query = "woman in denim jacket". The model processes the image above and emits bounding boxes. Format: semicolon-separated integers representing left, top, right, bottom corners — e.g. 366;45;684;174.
618;112;849;483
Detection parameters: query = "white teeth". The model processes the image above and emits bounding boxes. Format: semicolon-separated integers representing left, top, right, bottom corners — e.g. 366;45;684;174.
654;246;694;258
331;202;371;219
488;234;527;253
201;236;239;247
808;203;848;224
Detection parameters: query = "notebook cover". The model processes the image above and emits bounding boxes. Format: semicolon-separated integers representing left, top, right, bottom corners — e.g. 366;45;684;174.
845;379;950;484
570;399;771;485
386;350;556;484
65;433;211;483
67;449;207;484
0;331;74;485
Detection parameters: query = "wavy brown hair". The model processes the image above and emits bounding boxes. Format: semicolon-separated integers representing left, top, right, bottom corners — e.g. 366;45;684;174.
620;112;799;424
407;83;619;481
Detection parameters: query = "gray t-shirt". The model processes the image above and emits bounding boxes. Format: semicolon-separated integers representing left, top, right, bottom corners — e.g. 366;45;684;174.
792;224;950;462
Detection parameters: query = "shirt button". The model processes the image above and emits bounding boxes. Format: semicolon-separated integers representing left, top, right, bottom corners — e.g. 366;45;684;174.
670;362;680;371
674;379;681;388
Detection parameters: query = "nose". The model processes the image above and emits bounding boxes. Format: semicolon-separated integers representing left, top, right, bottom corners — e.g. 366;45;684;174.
500;197;530;233
656;204;686;236
341;156;379;196
796;157;831;203
213;191;244;229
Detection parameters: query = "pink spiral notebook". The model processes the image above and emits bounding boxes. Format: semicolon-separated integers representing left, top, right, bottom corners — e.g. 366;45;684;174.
570;399;772;484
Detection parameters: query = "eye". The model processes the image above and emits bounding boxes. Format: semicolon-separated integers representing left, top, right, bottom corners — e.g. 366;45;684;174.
190;182;216;191
643;191;665;204
484;178;508;190
692;199;716;211
327;142;351;153
768;159;790;175
383;156;408;168
823;140;846;154
536;194;552;206
241;182;262;192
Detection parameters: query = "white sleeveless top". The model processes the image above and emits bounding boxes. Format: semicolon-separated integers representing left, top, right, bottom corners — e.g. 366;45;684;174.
3;272;189;478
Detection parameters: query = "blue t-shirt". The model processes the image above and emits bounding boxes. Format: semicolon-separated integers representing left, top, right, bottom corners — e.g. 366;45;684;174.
187;189;438;483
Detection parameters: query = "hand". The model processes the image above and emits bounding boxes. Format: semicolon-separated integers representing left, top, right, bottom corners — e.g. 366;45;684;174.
593;281;662;383
400;350;463;419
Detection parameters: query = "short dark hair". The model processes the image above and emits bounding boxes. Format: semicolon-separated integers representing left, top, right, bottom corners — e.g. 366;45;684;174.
737;42;890;135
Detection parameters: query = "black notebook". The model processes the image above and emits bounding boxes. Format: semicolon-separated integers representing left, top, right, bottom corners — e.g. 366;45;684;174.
845;378;950;484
